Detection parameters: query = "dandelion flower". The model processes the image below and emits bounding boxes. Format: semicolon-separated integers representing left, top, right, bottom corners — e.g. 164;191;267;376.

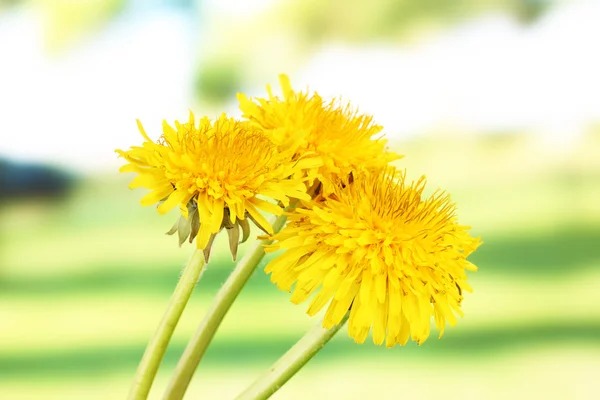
238;75;401;193
264;168;481;347
116;112;309;261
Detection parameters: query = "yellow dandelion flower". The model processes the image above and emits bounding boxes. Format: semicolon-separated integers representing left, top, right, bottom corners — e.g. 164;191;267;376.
116;112;310;261
264;168;481;347
238;75;401;193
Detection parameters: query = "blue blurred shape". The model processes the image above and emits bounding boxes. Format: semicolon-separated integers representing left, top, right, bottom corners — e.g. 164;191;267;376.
0;158;77;202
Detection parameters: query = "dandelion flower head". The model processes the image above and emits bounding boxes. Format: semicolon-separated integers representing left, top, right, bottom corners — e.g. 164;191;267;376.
238;75;401;193
116;112;309;261
264;168;481;347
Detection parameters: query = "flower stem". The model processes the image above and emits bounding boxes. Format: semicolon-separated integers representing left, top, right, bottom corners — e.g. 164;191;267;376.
235;313;350;400
163;214;288;400
127;248;206;400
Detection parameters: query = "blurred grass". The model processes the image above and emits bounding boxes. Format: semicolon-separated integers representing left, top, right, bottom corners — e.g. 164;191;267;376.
1;132;599;399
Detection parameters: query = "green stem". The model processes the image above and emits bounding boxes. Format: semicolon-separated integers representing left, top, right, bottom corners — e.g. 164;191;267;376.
235;313;349;400
163;214;288;400
127;248;206;400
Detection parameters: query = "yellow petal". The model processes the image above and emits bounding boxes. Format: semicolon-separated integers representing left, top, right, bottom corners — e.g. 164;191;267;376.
372;290;388;345
210;198;225;233
249;197;282;216
196;224;212;250
136;119;153;142
294;157;323;170
245;203;273;234
157;190;191;215
324;282;359;326
307;287;334;316
129;173;167;190
140;186;173;207
279;74;294;99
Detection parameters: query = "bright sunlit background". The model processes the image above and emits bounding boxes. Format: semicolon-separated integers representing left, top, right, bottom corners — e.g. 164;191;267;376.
1;0;599;399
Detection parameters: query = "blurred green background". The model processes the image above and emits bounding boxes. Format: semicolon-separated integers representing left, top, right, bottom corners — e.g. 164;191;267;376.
1;1;599;399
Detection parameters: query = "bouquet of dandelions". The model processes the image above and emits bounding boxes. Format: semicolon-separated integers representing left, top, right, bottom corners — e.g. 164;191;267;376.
116;75;481;400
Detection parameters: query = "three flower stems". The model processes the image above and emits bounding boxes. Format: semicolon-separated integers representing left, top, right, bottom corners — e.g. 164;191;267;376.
128;205;344;400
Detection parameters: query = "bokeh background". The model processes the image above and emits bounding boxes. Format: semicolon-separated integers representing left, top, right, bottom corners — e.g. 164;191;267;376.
1;0;599;399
